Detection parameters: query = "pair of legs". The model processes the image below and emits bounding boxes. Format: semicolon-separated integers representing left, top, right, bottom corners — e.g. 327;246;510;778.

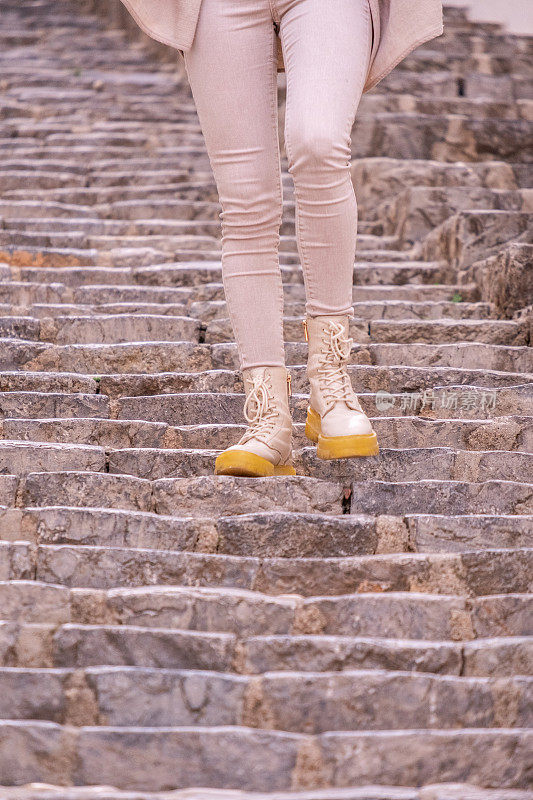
183;0;373;369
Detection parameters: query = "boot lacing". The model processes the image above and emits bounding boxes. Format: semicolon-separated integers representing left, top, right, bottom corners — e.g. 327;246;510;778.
239;372;279;445
318;321;362;412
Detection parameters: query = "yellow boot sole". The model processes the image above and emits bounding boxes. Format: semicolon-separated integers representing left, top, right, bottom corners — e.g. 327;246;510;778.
305;407;379;459
214;449;296;477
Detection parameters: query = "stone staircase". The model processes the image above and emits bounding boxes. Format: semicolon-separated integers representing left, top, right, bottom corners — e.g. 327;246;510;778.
0;0;532;796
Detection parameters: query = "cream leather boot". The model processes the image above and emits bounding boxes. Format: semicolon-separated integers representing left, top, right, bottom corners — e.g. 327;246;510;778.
214;365;296;477
304;315;379;459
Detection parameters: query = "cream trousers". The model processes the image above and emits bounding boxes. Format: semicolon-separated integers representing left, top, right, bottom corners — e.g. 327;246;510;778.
183;0;373;368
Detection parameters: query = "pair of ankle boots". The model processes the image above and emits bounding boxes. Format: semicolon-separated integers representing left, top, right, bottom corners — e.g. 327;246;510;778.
214;315;379;477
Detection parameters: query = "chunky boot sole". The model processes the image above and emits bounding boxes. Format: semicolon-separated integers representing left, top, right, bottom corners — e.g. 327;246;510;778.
214;449;296;477
305;407;379;459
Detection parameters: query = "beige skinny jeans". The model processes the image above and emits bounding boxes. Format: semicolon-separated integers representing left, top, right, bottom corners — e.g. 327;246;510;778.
183;0;373;368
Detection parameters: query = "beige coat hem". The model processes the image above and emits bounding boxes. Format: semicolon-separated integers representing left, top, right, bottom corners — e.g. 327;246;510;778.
119;0;191;52
118;0;443;94
363;22;444;92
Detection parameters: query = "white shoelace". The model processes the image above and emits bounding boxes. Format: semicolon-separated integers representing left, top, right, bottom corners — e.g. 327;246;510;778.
318;321;359;407
239;372;279;445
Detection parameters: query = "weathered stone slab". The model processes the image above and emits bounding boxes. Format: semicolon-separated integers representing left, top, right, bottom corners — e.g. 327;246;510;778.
74;727;300;791
0;441;106;475
419;210;532;269
0;721;75;785
350;480;533;516
0;581;70;624
18;506;212;551
21;472;153;512
463;243;533;317
216;512;378;558
406;514;533;553
319;729;533;789
153;476;344;517
52;624;236;671
0;391;109;420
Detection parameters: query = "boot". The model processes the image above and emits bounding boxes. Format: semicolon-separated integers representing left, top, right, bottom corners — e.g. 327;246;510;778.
304;314;379;459
214;365;296;477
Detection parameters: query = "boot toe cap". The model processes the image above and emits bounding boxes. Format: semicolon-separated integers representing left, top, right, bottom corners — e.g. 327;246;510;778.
321;410;374;438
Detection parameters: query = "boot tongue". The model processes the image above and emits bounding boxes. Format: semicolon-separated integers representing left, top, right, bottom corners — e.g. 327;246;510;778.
320;323;362;413
244;374;271;422
240;373;279;444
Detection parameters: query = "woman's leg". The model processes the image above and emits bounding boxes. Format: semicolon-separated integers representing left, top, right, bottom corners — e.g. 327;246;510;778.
184;0;295;476
277;0;373;317
276;0;379;459
183;0;285;369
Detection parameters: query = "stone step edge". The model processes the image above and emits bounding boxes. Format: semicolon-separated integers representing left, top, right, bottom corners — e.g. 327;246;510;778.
0;781;531;800
3;537;533;571
2;621;529;650
4;440;533;459
1;365;531;382
4;414;533;427
5;505;533;524
3;578;532;605
6;473;533;489
1;664;532;683
0;720;531;737
2;622;530;676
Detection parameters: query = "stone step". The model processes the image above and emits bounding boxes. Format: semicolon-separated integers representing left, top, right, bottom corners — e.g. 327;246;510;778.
359;94;532;122
20;291;493;315
2;269;480;303
204;318;528;346
379;68;524;99
350;113;532;162
8;337;531;377
193;281;484;304
3;414;532;452
0;281;190;305
349;480;533;516
459;242;533;319
208;342;533;372
2;217;399;249
94;365;533;396
19;472;154;513
1;360;530;401
0;281;72;305
2;666;531;731
0;340;213;374
106;446;533;484
418;210;533;269
10;471;533;523
4;617;529;678
0;721;530;791
15;473;345;516
0;314;201;344
4;506;531;557
0;392;108;420
7;580;530;640
374;186;532;243
26;541;533;598
191;299;495;322
1;418;174;448
2;183;219;206
0;441;106;475
351;159;522;215
0;302;191;319
400;49;531;78
351;344;533;373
